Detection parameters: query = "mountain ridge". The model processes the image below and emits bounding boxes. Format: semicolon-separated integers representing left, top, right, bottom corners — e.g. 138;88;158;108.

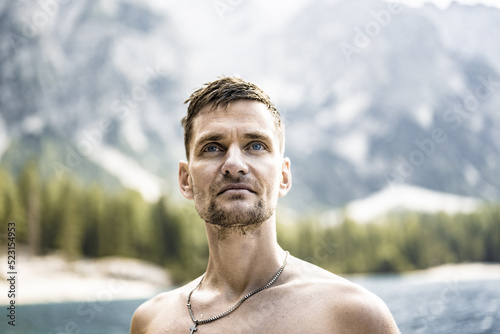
1;0;499;212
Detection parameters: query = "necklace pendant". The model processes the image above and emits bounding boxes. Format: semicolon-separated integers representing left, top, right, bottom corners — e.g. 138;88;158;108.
189;323;198;334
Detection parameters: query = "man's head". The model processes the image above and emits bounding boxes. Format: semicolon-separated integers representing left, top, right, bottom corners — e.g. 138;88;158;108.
182;76;285;160
179;77;291;234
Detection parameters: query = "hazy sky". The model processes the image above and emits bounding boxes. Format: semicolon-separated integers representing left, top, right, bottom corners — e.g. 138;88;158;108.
396;0;500;9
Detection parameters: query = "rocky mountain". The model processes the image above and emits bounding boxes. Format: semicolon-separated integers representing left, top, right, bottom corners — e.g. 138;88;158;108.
1;0;499;213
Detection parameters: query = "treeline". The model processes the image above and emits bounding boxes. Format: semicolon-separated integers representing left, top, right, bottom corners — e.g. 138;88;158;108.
1;162;499;283
279;207;500;274
0;161;208;283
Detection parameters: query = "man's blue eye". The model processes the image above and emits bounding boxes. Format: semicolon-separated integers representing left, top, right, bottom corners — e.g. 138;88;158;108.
205;145;219;152
251;143;263;150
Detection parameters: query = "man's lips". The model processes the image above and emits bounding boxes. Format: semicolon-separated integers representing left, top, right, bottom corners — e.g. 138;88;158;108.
218;183;256;195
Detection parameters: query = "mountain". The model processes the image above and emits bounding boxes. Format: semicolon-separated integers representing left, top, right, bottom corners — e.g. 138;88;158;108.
0;0;187;196
344;184;481;223
1;0;499;212
263;0;500;210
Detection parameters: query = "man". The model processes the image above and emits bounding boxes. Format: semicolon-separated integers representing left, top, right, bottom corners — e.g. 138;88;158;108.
130;77;400;333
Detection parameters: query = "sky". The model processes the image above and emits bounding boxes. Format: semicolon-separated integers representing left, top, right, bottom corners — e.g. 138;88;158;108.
392;0;500;9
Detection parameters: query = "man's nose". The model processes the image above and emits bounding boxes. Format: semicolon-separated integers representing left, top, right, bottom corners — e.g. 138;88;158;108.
221;145;249;176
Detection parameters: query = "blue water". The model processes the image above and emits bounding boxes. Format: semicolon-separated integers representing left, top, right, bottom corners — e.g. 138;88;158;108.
349;276;500;334
1;277;499;333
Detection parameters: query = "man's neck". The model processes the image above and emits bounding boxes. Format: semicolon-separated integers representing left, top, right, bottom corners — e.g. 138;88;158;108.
202;215;286;302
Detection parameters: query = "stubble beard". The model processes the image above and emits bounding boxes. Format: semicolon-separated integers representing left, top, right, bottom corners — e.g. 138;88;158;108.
193;186;275;237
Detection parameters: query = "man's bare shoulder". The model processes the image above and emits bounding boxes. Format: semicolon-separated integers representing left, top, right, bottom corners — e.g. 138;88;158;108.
284;255;354;290
130;277;202;334
286;256;400;333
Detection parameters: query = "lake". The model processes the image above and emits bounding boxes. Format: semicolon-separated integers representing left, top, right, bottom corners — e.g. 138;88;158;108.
1;276;498;333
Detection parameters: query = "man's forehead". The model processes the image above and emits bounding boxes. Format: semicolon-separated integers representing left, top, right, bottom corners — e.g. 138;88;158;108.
191;101;276;136
197;100;272;119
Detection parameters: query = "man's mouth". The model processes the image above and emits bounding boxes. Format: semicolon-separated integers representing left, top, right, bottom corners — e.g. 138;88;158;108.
218;183;256;195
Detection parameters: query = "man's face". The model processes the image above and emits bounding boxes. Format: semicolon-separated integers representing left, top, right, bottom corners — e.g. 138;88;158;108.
178;100;291;231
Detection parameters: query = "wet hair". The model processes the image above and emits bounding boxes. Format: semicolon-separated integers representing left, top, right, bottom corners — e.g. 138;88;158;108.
182;76;284;159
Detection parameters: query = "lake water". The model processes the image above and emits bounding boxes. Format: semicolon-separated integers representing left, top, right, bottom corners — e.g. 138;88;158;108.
1;276;499;333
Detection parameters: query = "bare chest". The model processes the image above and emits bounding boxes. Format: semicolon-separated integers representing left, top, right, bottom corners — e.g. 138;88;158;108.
148;292;331;334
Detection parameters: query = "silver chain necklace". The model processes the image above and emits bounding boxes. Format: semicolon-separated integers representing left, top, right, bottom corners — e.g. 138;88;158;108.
186;251;289;333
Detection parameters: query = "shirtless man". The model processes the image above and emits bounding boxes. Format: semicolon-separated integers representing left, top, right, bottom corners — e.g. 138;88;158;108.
130;77;400;333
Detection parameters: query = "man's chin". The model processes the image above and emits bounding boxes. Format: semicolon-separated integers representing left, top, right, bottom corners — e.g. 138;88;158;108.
216;205;256;220
205;201;271;228
207;213;266;237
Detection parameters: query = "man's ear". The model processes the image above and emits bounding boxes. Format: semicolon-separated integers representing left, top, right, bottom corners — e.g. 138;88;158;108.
278;157;292;197
179;160;193;200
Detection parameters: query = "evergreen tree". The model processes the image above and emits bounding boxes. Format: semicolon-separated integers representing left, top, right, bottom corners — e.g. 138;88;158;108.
80;184;106;257
150;196;182;264
39;176;65;252
0;168;25;236
18;160;41;254
56;177;83;258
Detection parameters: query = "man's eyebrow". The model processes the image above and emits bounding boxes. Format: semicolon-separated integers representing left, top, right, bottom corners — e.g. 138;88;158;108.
194;133;226;146
244;132;272;142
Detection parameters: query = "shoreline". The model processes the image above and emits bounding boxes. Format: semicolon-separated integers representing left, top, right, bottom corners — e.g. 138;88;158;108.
401;262;500;283
0;253;171;306
1;254;499;305
346;262;500;283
